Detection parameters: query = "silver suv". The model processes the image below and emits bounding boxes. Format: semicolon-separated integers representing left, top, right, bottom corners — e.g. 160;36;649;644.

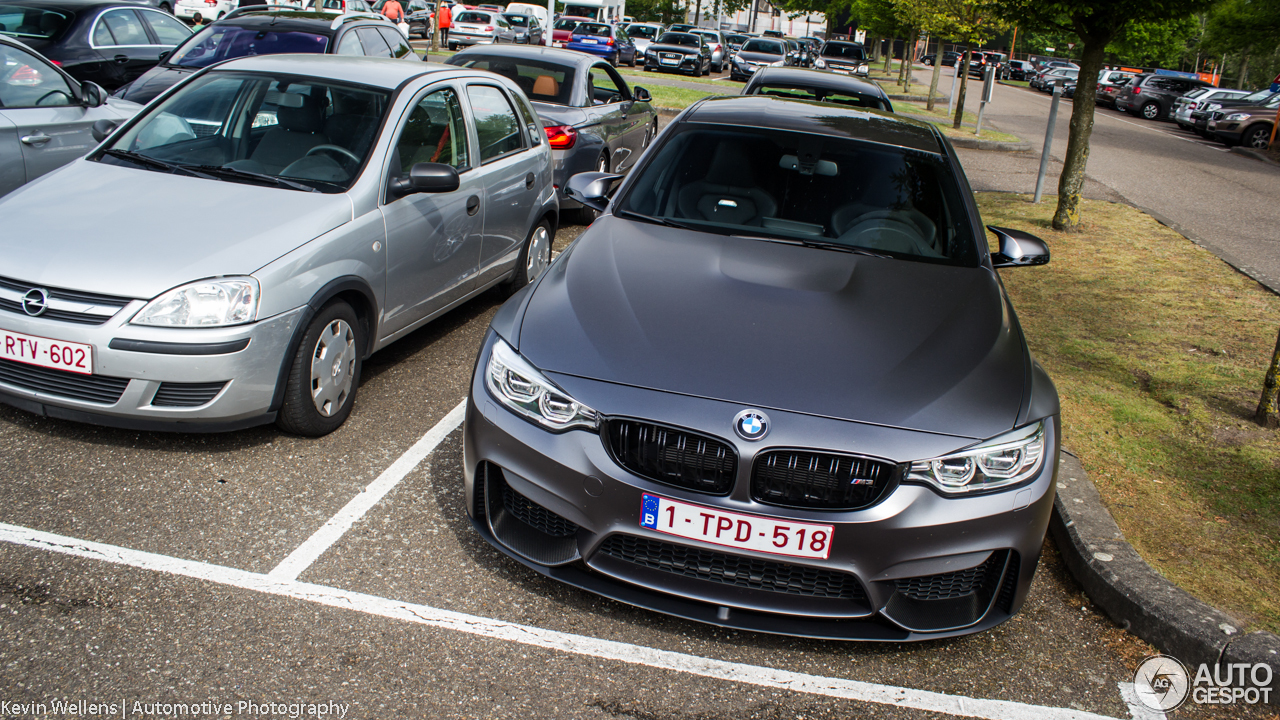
0;55;557;435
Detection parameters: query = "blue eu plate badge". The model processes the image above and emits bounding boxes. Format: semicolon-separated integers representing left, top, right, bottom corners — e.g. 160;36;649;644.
641;493;660;529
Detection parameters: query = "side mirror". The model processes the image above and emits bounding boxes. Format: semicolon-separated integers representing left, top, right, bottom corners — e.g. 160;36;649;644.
988;226;1050;268
564;171;622;213
633;86;650;102
91;118;120;142
390;162;460;197
81;81;108;108
158;50;172;63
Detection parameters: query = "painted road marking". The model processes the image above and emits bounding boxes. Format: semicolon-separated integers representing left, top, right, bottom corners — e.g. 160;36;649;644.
0;522;1123;720
267;399;468;581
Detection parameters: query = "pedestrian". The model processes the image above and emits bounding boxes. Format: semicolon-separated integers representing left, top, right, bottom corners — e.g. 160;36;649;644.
190;11;209;28
437;1;451;46
382;0;404;23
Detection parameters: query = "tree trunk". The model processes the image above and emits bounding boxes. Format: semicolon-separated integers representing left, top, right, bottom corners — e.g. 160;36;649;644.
884;39;893;72
1238;47;1250;88
927;41;942;111
1051;38;1108;231
1255;326;1280;427
897;33;909;88
953;47;971;130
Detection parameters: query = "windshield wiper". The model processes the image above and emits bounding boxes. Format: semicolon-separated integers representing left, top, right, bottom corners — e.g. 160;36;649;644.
194;165;320;193
101;149;214;179
615;209;697;231
731;234;896;258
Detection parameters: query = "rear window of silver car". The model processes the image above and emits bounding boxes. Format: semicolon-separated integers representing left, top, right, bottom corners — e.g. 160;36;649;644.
618;124;978;266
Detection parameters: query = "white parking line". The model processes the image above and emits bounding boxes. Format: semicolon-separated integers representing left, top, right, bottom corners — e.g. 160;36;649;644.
0;523;1121;720
267;399;468;581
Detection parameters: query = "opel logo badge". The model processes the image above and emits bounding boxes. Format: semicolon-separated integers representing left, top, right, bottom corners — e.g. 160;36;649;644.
21;289;49;317
734;409;769;441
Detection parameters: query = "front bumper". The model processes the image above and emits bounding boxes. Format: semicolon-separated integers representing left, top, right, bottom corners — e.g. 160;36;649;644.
0;303;306;431
462;333;1058;640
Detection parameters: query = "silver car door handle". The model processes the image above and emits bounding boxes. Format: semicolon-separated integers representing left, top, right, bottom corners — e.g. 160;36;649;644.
20;133;52;146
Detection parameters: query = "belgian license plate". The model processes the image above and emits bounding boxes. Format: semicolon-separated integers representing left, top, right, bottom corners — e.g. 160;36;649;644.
660;57;678;65
581;38;597;44
552;41;564;47
1;328;93;375
640;493;834;560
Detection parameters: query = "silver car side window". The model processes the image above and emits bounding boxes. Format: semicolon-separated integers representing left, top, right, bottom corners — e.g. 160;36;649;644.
465;84;524;163
336;31;365;55
391;87;471;178
0;44;76;108
588;64;626;105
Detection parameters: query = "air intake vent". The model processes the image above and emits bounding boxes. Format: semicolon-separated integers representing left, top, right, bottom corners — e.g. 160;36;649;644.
151;381;226;407
604;419;736;495
0;358;129;404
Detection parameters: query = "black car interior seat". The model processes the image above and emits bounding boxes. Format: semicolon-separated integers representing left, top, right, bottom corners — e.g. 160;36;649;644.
675;141;777;225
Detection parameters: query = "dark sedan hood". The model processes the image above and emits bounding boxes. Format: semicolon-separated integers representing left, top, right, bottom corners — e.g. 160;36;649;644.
119;66;195;104
517;217;1027;439
648;42;701;55
737;50;784;63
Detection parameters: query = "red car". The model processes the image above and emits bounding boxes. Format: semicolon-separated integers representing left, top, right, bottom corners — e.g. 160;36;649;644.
551;15;590;47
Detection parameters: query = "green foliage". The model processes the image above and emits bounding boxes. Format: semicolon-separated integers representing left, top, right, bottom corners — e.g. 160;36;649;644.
1108;15;1201;68
624;0;685;23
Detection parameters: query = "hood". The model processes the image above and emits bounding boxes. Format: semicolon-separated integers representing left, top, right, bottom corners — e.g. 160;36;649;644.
737;50;783;63
119;66;195;105
517;217;1026;439
0;159;352;299
649;43;700;55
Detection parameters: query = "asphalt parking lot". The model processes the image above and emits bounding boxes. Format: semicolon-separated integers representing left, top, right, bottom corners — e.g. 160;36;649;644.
1;223;1273;720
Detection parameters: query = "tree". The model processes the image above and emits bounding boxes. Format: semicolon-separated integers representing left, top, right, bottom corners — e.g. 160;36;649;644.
928;0;1007;130
1006;0;1216;232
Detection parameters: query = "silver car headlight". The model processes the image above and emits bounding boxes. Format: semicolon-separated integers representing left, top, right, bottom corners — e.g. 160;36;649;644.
907;421;1046;495
487;338;598;432
131;277;259;327
771;60;786;66
814;58;826;68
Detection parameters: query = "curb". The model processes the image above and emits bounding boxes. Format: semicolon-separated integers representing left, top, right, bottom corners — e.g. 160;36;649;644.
945;135;1031;152
1229;147;1280;167
1051;451;1280;703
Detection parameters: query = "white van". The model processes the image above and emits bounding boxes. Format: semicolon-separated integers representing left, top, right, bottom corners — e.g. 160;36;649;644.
505;2;548;26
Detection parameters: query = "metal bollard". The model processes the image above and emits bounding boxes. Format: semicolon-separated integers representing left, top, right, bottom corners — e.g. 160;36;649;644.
1033;85;1062;204
947;61;959;116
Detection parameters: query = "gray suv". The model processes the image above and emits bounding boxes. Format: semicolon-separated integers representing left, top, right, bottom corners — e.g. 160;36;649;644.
0;55;557;435
1115;73;1212;120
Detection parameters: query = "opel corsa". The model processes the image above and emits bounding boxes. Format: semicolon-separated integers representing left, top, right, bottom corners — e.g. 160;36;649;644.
463;95;1060;640
0;55;557;435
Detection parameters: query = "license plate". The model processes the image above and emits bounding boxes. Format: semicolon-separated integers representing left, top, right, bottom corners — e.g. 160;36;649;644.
660;58;678;65
552;41;564;47
1;328;93;375
640;493;834;560
580;38;597;44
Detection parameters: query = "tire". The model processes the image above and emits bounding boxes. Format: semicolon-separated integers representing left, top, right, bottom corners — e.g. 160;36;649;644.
712;61;721;73
1140;101;1160;120
574;154;609;225
276;301;363;437
159;2;172;12
608;52;617;67
627;51;636;67
499;220;553;297
448;42;457;51
1243;124;1272;150
701;61;709;76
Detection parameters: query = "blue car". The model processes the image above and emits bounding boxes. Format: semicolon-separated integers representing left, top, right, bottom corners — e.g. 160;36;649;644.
567;21;636;66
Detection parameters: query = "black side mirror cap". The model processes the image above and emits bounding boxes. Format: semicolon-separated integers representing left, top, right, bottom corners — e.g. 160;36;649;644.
390;162;460;197
633;86;651;102
81;81;108;108
158;50;172;63
988;225;1050;268
91;118;119;142
565;171;622;213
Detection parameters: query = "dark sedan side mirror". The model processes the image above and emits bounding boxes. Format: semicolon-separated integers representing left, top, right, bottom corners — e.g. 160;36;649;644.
390;162;460;197
91;118;120;142
633;86;651;102
565;171;622;212
158;50;172;63
988;225;1050;268
81;81;108;108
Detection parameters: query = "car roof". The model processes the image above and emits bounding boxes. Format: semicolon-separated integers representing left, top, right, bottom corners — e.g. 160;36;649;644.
213;10;384;33
212;54;460;89
684;95;941;154
0;0;154;11
752;68;885;96
450;43;606;68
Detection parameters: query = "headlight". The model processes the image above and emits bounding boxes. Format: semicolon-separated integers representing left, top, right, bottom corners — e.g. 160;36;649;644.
814;58;825;68
857;63;868;73
1226;112;1251;121
771;60;785;66
906;421;1046;495
131;277;259;327
486;338;598;432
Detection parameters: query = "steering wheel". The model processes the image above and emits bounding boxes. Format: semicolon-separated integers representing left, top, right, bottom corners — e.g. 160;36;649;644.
839;211;932;256
305;144;360;165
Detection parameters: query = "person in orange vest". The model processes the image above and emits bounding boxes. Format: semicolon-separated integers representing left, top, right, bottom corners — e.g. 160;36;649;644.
437;2;451;45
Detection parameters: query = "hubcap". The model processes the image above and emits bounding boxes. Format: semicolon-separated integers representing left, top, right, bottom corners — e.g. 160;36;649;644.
309;319;356;417
1249;130;1270;149
1143;104;1158;119
526;226;551;283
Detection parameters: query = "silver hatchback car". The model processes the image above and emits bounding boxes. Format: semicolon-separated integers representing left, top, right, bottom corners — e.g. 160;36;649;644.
0;55;557;435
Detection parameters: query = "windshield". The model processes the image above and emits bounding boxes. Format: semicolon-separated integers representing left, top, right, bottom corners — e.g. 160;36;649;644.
98;71;389;193
753;84;887;110
168;25;329;69
575;22;610;36
726;34;747;44
741;39;782;54
658;32;698;47
617;124;977;266
693;31;718;43
553;18;580;30
446;54;576;105
1241;88;1278;103
0;5;70;39
628;25;659;39
821;43;864;60
503;14;530;26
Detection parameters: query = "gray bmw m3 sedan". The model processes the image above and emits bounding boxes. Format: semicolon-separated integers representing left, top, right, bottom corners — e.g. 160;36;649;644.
462;95;1060;640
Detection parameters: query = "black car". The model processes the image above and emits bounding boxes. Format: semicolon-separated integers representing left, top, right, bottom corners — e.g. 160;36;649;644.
0;0;191;90
921;51;960;67
742;66;891;111
813;40;866;76
1114;73;1212;120
463;94;1059;641
115;9;414;105
642;31;709;77
729;36;789;81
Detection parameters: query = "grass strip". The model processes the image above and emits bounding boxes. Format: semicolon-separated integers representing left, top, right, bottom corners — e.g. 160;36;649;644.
977;192;1280;634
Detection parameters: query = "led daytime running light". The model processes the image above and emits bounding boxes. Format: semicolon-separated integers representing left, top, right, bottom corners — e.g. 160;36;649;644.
907;422;1046;494
486;338;598;432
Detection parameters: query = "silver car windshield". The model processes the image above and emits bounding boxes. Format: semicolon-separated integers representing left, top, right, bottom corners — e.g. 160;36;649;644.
97;71;389;193
617;124;979;266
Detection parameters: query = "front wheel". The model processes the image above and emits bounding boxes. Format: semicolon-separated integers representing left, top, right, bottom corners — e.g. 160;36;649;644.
500;220;553;297
1243;124;1272;149
277;301;363;437
1140;101;1161;120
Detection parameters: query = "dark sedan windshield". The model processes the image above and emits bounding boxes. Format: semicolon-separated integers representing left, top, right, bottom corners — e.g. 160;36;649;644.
168;25;329;68
657;32;698;47
627;24;659;39
741;39;782;54
0;4;70;39
502;13;532;26
753;83;887;110
446;55;576;105
821;43;865;60
574;22;611;36
618;123;977;265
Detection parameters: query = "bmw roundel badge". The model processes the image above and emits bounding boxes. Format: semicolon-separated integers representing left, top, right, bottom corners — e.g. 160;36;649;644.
734;409;770;441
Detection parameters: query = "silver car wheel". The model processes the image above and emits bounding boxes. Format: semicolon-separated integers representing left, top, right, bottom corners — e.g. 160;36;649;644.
526;225;551;283
310;318;356;417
